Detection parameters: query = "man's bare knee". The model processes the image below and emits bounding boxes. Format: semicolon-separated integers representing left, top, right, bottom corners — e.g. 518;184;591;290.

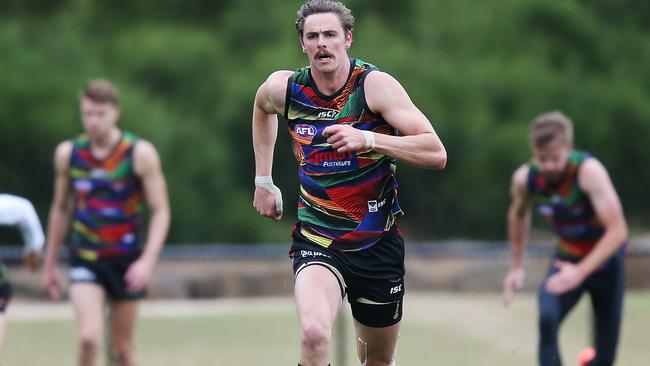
111;347;135;366
301;321;331;354
78;332;101;365
357;337;397;366
109;332;135;366
79;338;99;355
79;330;101;352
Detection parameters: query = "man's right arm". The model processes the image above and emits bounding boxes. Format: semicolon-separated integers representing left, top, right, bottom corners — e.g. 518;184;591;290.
42;141;74;300
503;164;532;305
252;71;291;221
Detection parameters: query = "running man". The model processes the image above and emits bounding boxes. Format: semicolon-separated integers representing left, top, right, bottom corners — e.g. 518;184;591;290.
42;79;170;366
502;111;627;366
252;1;446;365
0;193;44;352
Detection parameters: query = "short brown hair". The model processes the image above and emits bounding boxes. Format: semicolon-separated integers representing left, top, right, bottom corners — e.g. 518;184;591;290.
81;79;119;105
529;111;574;148
295;0;354;38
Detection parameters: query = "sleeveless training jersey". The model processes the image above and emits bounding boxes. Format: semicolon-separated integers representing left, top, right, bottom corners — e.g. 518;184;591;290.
528;150;605;258
284;59;403;252
69;131;144;261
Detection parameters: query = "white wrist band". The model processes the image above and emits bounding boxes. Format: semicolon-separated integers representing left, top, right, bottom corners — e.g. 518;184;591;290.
361;130;375;150
254;176;274;185
255;176;283;213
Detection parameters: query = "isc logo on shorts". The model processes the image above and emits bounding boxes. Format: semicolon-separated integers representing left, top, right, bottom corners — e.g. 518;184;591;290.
389;284;403;294
69;267;96;282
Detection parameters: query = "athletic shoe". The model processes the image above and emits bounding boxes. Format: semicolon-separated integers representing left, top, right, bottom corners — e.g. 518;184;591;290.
577;347;596;366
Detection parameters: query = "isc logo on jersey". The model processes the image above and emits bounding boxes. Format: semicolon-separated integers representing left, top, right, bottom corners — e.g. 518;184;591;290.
317;110;337;119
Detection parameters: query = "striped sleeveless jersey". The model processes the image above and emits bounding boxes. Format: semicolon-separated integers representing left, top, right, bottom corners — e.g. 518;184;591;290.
284;59;403;251
528;150;605;258
69;131;144;260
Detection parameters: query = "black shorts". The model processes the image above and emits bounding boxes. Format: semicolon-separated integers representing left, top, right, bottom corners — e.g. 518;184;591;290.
0;264;12;312
290;229;406;328
68;255;145;301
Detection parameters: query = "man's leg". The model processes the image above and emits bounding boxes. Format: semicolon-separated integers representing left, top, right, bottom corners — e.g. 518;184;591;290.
295;265;343;366
70;283;106;366
354;320;400;366
345;230;404;366
109;300;139;366
587;255;624;366
538;266;585;366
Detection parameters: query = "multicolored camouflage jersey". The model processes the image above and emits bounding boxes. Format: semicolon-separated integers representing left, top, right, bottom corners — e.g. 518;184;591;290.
528;150;605;258
69;131;144;261
285;59;403;251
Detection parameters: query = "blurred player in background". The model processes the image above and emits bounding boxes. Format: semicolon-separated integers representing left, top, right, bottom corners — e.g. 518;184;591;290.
252;1;446;365
42;79;170;366
503;111;627;366
0;193;44;352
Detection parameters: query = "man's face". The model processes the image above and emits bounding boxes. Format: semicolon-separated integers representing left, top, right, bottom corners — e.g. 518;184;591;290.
532;139;572;181
300;12;352;74
80;98;120;140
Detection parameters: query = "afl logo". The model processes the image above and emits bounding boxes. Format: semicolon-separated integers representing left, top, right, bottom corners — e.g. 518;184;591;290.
294;124;317;144
295;124;317;137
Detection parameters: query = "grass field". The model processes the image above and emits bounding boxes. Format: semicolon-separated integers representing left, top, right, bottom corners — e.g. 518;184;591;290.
4;291;649;365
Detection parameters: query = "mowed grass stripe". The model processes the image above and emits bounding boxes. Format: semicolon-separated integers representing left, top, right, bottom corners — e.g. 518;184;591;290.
3;292;648;365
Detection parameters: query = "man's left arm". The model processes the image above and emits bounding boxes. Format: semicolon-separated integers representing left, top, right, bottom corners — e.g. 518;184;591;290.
126;140;171;292
546;158;627;294
323;71;446;169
